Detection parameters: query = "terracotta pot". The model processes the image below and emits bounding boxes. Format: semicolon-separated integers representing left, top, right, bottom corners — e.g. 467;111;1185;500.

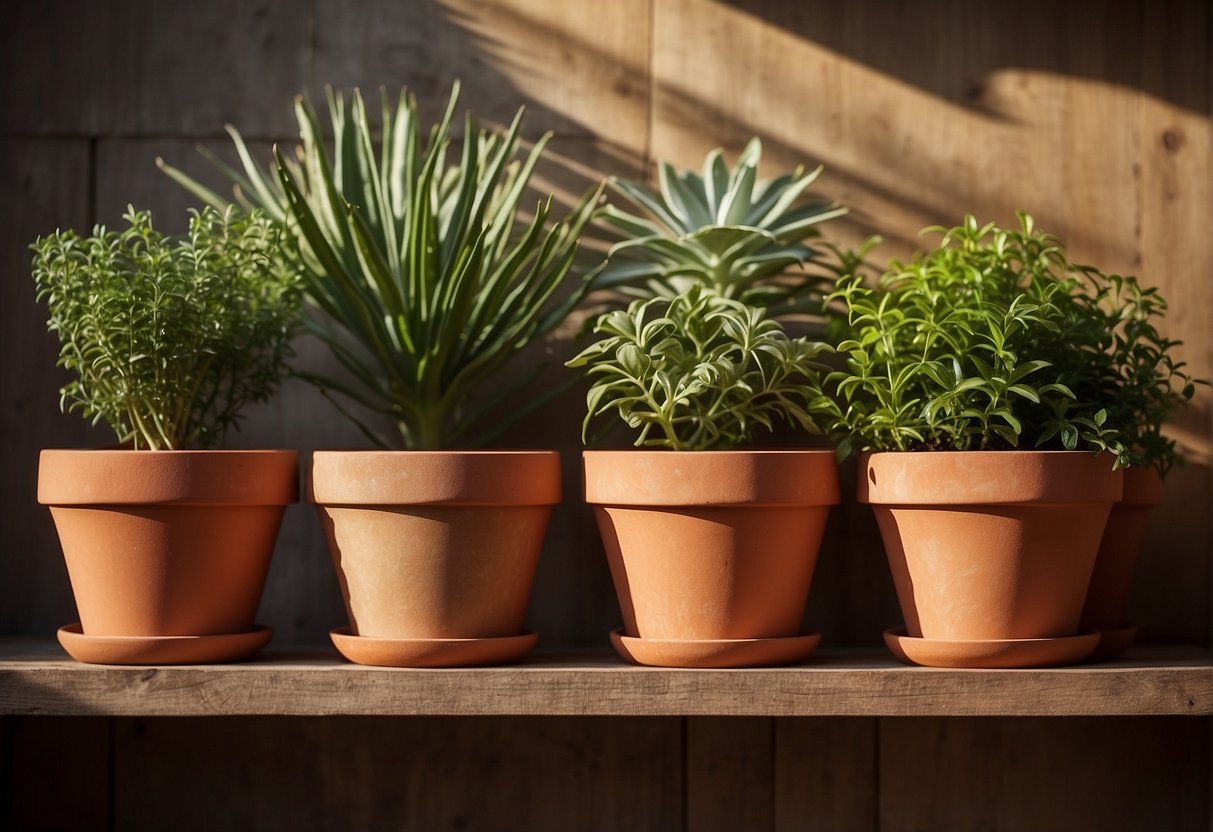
860;451;1122;643
1081;466;1164;657
309;451;560;640
584;450;840;642
37;450;298;637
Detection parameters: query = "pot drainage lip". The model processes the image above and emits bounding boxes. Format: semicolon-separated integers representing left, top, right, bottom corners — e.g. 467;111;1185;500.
882;627;1099;669
57;623;272;665
329;627;538;668
609;628;821;668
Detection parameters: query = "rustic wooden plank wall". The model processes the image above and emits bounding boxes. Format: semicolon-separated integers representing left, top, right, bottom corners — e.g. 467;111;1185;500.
2;714;1206;831
0;1;1209;830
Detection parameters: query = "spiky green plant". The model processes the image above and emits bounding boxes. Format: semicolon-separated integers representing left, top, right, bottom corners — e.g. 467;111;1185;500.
160;83;602;449
594;137;847;316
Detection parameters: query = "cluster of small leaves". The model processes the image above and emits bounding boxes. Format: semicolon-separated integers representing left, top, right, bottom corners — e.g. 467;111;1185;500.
594;138;847;317
32;206;300;449
161;82;601;450
567;286;837;450
829;214;1134;463
1055;270;1201;475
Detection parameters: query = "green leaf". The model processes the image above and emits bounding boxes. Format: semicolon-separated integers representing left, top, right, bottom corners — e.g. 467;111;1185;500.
1007;384;1040;403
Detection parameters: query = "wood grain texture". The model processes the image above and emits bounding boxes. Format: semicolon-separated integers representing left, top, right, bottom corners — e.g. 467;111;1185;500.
774;718;877;831
313;0;651;147
0;140;101;636
1;643;1210;717
686;717;773;831
94;138;281;233
0;716;110;831
879;716;1210;832
0;0;308;138
0;1;118;135
1129;0;1212;644
112;715;682;832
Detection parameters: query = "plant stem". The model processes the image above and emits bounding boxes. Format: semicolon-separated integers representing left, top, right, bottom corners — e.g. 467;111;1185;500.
405;401;451;450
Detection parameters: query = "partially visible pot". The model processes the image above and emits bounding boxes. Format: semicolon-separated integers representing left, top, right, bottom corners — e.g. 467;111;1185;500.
1081;466;1164;660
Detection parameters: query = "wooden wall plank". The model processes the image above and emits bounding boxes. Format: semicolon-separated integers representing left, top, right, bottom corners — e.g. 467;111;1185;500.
1130;0;1212;644
313;0;651;149
0;716;110;831
113;716;682;831
686;717;773;831
115;0;309;138
0;1;121;135
879;716;1210;832
0;139;99;636
94;138;280;233
774;718;876;832
0;0;309;138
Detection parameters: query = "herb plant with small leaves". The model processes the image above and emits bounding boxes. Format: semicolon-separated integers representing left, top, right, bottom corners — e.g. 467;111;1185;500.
567;286;837;450
829;214;1134;463
32;206;299;450
1054;270;1201;476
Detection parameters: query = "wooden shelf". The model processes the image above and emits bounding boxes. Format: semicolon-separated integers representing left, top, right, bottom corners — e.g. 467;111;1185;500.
2;640;1210;718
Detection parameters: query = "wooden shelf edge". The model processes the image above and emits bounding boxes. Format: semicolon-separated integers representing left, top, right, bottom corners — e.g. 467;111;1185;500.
1;642;1209;718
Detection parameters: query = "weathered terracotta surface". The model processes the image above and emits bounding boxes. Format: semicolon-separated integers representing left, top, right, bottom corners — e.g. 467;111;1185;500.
329;627;538;667
882;627;1100;669
585;451;839;652
860;451;1122;646
57;623;273;665
310;451;559;643
1081;467;1165;656
38;450;298;640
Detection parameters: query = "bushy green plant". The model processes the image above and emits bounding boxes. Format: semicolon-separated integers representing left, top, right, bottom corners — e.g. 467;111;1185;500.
567;286;836;450
1055;269;1199;475
160;83;602;449
829;214;1134;462
31;206;299;450
594;138;846;316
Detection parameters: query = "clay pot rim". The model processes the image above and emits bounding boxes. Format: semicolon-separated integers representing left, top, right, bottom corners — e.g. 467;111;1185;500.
584;448;840;507
312;449;560;457
309;448;562;506
583;449;836;459
38;448;299;506
858;449;1122;505
859;449;1125;461
40;448;298;455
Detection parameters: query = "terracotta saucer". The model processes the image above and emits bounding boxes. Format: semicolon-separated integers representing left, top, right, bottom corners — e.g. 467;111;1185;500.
57;623;272;665
1084;625;1138;663
329;628;538;667
609;628;821;668
882;628;1099;669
